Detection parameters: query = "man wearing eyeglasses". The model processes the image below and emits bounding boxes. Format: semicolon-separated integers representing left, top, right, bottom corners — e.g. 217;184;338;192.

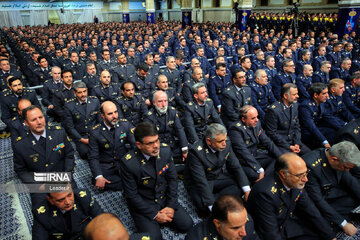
120;122;193;239
248;152;336;240
303;141;360;237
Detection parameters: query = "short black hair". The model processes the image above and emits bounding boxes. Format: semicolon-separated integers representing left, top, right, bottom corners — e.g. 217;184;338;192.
121;81;134;90
309;82;327;97
134;122;158;143
8;76;21;86
62;69;73;78
22;105;43;121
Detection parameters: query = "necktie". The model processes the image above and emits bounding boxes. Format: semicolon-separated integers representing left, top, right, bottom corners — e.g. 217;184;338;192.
63;210;72;231
110;127;115;138
149;156;156;168
38;136;46;150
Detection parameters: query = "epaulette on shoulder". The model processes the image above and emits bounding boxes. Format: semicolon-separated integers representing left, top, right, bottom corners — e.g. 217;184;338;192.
134;92;140;95
44;79;50;83
88;96;97;99
206;98;212;102
93;124;101;130
225;87;231;91
119;119;128;122
49;123;62;130
271;104;277;109
16;136;22;142
310;157;324;168
170;106;175;110
188;101;193;106
65;98;75;103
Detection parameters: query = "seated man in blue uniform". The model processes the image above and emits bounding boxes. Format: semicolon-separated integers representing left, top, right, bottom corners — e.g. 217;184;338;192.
184;123;250;217
120;122;193;239
343;73;360;118
303;141;360;237
336;118;360;148
272;59;296;100
228;105;282;182
299;82;332;149
88;101;135;191
264;83;310;155
320;78;355;144
209;62;232;112
247;152;336;240
32;183;103;240
185;194;259;240
13;105;75;203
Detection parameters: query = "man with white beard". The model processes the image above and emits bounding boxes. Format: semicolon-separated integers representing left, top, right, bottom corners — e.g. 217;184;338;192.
144;90;188;163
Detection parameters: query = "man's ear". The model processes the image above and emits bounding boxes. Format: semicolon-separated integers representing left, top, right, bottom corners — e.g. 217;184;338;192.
213;219;221;229
135;141;142;150
279;169;287;179
46;195;54;205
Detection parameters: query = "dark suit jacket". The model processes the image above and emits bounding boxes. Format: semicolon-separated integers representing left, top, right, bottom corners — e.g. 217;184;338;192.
247;173;335;240
184;138;249;207
32;189;103;240
13;125;75;184
120;146;179;220
304;148;360;226
335;118;360;148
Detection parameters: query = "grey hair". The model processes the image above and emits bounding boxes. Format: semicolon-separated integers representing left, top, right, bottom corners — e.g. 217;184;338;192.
329;141;360;166
152;90;167;102
255;69;266;79
51;66;61;73
205;123;227;140
192;82;206;94
157;74;167;83
72;81;87;91
166;56;175;63
239;105;255;119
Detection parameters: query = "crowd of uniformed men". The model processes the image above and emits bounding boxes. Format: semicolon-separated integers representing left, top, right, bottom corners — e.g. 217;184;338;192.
1;12;360;239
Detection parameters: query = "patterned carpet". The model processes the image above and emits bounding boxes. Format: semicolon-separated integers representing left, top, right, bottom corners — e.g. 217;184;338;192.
0;131;360;239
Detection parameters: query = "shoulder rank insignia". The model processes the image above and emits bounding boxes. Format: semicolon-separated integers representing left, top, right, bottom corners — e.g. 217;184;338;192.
354;129;359;134
188;102;193;106
37;206;46;214
79;191;87;198
271;105;276;109
56;126;61;130
236;122;241;127
197;145;203;151
148;111;152;115
162;143;168;147
141;236;150;240
271;186;277;194
53;210;57;217
125;154;132;160
16;136;22;141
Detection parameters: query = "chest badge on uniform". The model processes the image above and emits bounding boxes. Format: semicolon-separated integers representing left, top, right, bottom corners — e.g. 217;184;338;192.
271;186;277;194
105;144;109;149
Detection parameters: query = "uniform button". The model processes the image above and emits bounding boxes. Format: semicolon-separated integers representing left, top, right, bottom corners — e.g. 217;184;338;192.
155;199;158;203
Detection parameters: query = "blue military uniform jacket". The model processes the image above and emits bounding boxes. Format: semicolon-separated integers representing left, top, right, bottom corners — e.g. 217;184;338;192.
335;118;360;148
265;66;277;84
115;93;148;126
250;81;276;120
91;83;121;103
228;121;282;175
312;70;330;84
129;73;154;100
296;74;312;103
208;74;232;108
120;146;179;220
264;101;302;151
322;94;354;130
184;138;249;207
13;124;75;184
221;84;252;127
144;106;188;150
32;189;103;240
329;67;350;82
0;88;41;128
112;64;137;84
247;173;335;240
272;71;296;100
63;96;101;142
88;120;135;180
53;86;76;120
41;80;62;107
159;67;182;93
182;77;209;103
299;99;327;144
326;51;341;69
312;55;326;72
343;82;360;118
64;62;86;80
82;74;100;93
304;148;360;226
183;99;223;144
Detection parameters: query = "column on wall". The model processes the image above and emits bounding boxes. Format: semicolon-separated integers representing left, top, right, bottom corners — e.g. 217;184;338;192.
181;0;192;27
122;0;130;23
146;0;156;23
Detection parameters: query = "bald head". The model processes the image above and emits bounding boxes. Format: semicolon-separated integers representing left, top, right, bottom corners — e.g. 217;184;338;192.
84;213;130;240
